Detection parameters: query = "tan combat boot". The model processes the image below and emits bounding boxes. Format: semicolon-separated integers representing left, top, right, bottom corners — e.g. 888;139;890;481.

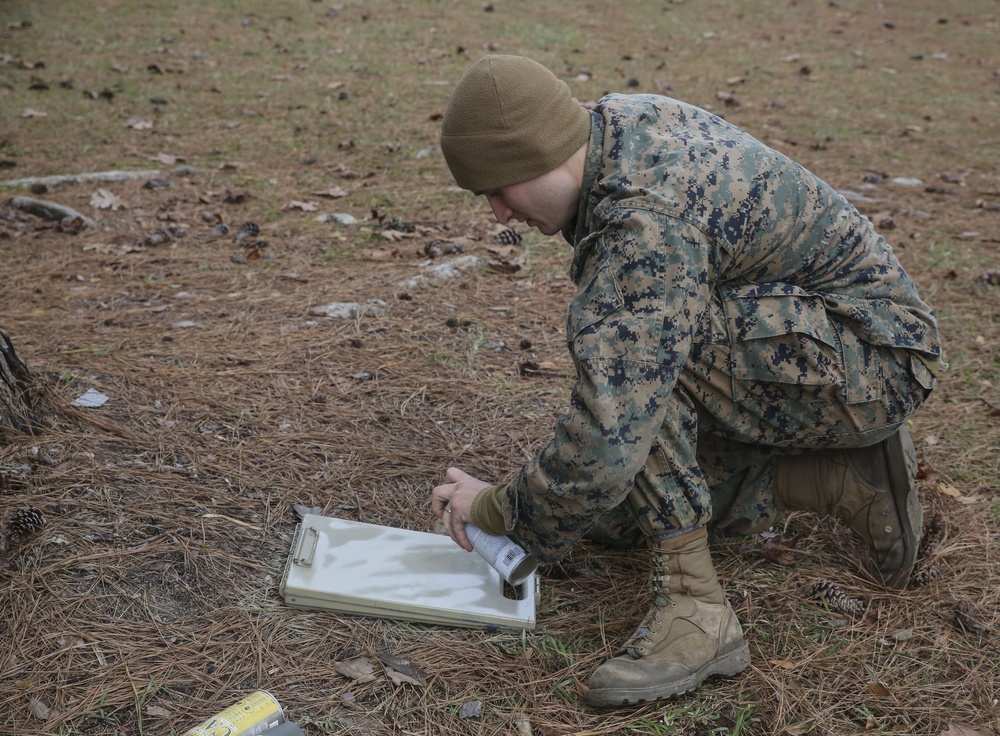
586;526;750;707
772;425;921;589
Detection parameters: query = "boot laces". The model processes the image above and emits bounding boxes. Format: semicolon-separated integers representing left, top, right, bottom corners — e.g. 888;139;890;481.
625;551;677;657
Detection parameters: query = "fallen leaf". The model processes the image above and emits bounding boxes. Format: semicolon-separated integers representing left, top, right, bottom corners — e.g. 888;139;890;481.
378;229;413;241
359;247;401;261
459;700;482;720
89;188;125;210
515;714;532;736
149;152;185;164
283;200;319;212
385;667;423;687
756;535;801;565
866;682;891;697
940;724;993;736
126;116;153;130
144;705;171;717
935;483;977;504
22;108;47;118
769;658;799;669
28;698;51;720
312;186;349;198
784;724;814;736
377;652;426;681
333;657;376;683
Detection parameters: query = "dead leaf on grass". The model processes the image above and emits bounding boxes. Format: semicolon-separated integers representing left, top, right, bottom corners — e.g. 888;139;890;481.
28;697;58;720
783;723;814;735
22;108;47;118
149;152;185;164
378;229;414;242
515;714;532;736
459;700;482;719
377;652;427;681
89;189;125;211
939;725;994;736
283;200;319;212
144;704;171;717
756;535;801;565
126;116;152;130
385;667;423;687
935;482;977;504
333;657;376;683
360;247;401;261
866;682;892;697
312;186;349;198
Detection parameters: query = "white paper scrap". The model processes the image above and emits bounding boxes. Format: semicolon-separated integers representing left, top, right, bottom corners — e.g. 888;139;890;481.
71;388;110;408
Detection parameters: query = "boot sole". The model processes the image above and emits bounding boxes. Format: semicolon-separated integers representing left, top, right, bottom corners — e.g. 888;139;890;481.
585;641;751;707
870;425;922;589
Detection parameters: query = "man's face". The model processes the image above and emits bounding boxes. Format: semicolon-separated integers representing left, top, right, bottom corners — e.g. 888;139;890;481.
482;165;580;237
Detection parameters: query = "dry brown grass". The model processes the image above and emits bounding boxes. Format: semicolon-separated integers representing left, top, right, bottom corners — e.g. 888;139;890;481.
1;1;998;734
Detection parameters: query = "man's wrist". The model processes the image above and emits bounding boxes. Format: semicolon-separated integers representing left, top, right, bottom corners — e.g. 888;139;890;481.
470;483;509;535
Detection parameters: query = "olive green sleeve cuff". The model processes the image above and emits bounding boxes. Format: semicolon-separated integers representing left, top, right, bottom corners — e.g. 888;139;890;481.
470;483;509;536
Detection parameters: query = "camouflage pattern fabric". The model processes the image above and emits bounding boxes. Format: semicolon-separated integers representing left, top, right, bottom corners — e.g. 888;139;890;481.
498;94;942;564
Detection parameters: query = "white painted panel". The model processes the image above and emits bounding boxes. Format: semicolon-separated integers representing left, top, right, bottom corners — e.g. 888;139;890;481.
279;515;536;630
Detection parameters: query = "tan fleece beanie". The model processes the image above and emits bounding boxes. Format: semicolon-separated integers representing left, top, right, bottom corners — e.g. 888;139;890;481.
440;55;591;193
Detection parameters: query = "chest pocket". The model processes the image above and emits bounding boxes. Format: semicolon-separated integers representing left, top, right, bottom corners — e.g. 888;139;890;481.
722;285;883;405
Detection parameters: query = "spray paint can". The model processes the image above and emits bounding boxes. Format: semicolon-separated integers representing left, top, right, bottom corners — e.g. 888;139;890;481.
182;690;285;736
465;524;538;585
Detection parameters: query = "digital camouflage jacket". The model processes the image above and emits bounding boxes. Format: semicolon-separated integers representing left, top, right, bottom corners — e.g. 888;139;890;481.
499;94;942;562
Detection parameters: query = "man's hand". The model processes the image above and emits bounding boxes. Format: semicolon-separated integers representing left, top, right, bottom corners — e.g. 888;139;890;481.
431;467;491;552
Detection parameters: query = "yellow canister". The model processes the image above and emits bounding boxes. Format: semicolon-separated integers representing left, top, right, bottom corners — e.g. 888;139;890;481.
183;690;284;736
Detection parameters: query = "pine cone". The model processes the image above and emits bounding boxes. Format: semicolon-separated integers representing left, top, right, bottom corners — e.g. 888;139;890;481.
919;515;944;556
210;222;230;237
143;177;172;190
144;229;171;246
909;562;940;588
383;216;415;233
235;221;261;240
811;579;865;618
423;240;443;258
489;228;523;245
6;507;45;544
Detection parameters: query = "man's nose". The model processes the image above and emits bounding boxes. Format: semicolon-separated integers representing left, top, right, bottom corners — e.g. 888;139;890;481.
487;195;513;224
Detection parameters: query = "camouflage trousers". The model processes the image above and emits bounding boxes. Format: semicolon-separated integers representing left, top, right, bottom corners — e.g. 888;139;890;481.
593;298;935;543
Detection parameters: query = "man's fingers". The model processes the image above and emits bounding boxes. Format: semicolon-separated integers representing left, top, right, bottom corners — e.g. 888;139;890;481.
444;466;470;483
454;523;473;552
444;507;474;552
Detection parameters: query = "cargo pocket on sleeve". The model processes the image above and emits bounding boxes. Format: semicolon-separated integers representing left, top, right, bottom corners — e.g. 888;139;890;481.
723;289;882;405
